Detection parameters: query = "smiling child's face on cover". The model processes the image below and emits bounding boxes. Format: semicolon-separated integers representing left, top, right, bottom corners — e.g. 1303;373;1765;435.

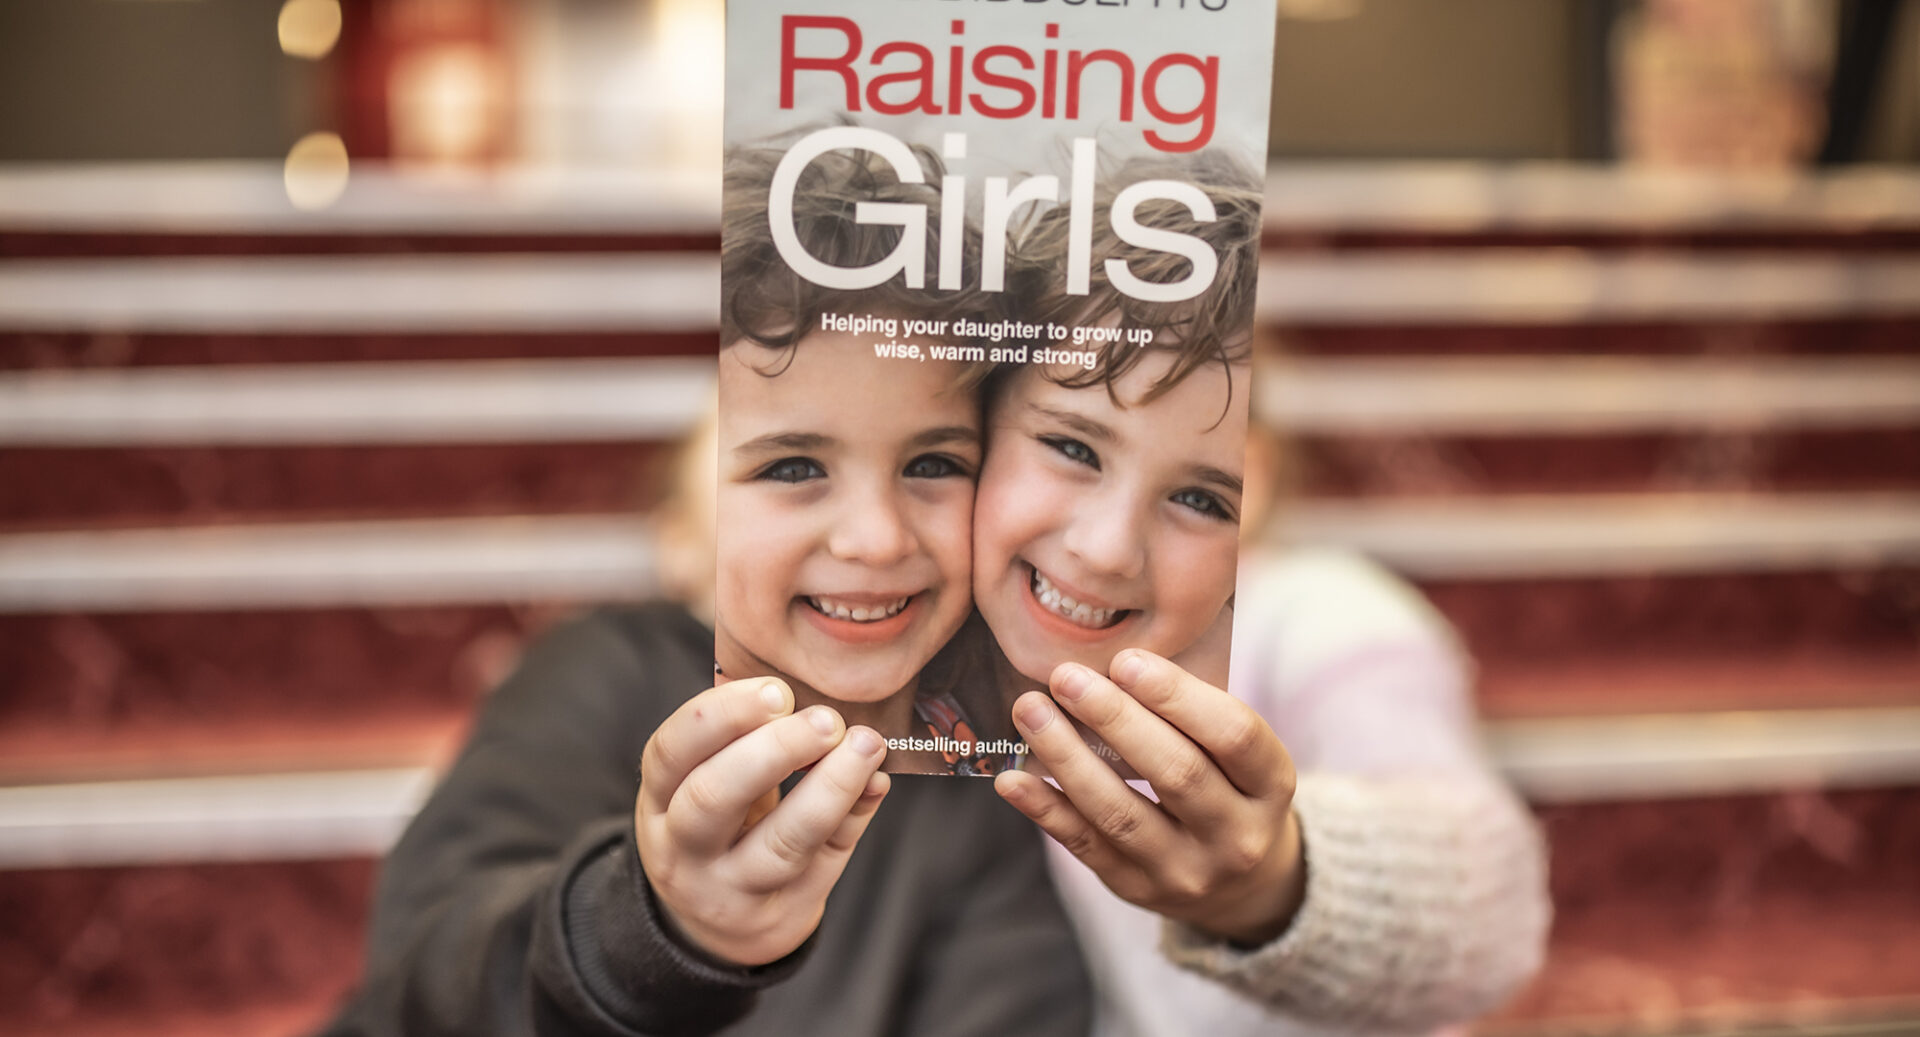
716;327;981;704
974;352;1246;685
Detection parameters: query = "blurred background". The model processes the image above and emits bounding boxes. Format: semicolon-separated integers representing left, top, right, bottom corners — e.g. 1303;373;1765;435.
2;0;1918;1034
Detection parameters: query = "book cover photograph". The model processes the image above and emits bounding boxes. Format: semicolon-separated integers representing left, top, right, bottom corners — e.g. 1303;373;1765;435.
718;0;1278;775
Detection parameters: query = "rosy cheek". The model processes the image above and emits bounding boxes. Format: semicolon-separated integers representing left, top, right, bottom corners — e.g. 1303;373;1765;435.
932;506;974;574
988;459;1059;526
1167;540;1236;621
1026;489;1078;544
970;487;1012;556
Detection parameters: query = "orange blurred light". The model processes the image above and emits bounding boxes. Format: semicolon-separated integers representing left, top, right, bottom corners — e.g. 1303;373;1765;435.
279;0;343;60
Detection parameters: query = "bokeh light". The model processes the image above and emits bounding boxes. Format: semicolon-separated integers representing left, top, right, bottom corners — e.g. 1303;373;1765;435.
278;0;343;61
282;130;349;210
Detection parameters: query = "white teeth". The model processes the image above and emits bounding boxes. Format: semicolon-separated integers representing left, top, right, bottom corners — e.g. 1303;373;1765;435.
1029;569;1121;628
807;595;910;622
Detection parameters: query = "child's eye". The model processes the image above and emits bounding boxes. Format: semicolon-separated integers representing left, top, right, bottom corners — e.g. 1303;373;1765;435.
1040;435;1099;470
904;453;973;479
756;457;826;483
1172;488;1236;522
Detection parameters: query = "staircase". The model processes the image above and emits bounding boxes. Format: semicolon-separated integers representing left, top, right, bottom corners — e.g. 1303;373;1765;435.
3;162;1918;1036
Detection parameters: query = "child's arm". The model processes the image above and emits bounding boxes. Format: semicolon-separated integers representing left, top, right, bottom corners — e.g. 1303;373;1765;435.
994;650;1308;945
999;579;1549;1031
634;677;889;967
322;606;880;1037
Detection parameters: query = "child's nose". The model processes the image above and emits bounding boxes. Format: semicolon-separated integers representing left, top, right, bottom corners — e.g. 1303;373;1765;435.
826;486;917;566
1061;493;1147;581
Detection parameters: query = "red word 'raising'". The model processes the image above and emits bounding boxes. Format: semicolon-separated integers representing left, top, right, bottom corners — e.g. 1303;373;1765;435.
779;16;1220;153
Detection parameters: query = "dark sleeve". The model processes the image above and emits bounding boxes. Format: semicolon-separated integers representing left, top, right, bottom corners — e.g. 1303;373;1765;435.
894;797;1094;1037
320;606;805;1037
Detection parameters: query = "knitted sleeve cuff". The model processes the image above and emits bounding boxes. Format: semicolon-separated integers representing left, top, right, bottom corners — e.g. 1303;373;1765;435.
1160;773;1549;1031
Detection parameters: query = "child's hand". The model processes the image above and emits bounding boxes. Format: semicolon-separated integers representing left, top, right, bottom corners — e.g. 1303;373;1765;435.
995;650;1305;946
635;676;890;966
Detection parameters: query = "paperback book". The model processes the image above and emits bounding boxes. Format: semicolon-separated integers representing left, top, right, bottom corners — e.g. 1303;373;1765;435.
718;0;1278;775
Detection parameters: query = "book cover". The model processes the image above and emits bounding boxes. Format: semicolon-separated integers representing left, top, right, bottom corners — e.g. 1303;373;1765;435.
718;0;1277;775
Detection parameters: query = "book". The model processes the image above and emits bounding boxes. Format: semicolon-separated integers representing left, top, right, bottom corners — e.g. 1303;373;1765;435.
718;0;1277;776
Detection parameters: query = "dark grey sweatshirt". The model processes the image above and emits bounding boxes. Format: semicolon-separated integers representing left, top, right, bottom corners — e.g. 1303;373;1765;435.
319;603;1092;1037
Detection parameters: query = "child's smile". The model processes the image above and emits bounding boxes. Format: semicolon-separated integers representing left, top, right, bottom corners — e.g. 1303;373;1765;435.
800;590;921;644
1024;563;1133;637
717;328;982;707
974;354;1246;684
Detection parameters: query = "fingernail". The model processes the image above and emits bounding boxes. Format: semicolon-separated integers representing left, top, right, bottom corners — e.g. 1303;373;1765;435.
807;706;840;737
1054;664;1092;701
759;681;788;712
1112;651;1146;686
1015;696;1056;733
850;727;883;756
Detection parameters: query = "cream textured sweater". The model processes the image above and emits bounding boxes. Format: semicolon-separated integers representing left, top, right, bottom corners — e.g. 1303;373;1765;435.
1050;548;1551;1037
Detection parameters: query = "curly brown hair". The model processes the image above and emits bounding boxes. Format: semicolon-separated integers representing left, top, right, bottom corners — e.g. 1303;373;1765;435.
1005;149;1262;406
721;138;1004;371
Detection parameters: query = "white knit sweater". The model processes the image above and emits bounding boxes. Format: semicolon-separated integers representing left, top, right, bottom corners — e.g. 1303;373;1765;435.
1049;548;1551;1037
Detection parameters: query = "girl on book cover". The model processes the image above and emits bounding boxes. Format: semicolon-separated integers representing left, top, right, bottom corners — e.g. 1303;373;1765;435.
975;151;1263;696
716;141;1021;776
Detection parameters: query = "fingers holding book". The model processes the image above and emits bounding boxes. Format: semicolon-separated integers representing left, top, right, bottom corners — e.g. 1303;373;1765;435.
734;725;890;892
635;677;891;967
1107;649;1296;803
997;654;1305;947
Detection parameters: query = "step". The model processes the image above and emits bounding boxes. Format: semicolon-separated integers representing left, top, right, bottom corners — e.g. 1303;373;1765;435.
6;712;1920;871
8;317;1917;378
1258;164;1920;237
7;353;1916;527
0;770;434;870
0;162;716;236
0;600;1912;798
12;426;1915;532
4;497;1915;612
1282;495;1920;580
0;605;544;777
0;331;710;371
1421;568;1920;666
1281;316;1920;356
0;516;657;612
5;1001;354;1037
0;357;714;446
0;858;371;1037
5;355;1914;445
1478;656;1920;720
1264;356;1920;435
0;712;466;787
1494;787;1920;1031
3;786;1917;1035
0;254;720;334
1;442;669;531
1295;428;1920;499
6;161;1920;241
1261;252;1920;325
6;252;1920;333
13;226;1920;260
1263;227;1920;252
1491;708;1920;803
11;710;1920;874
0;230;716;259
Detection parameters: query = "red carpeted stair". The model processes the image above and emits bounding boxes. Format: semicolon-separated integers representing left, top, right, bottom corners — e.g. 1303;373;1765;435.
3;164;1918;1036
